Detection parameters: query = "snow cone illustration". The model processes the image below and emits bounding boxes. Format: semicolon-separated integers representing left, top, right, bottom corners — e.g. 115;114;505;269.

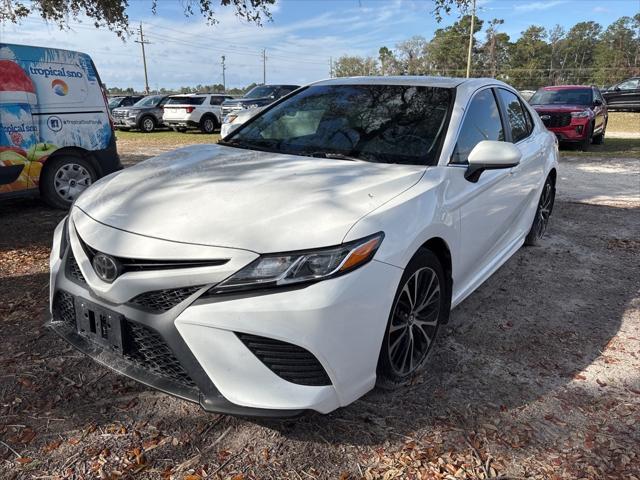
0;59;58;192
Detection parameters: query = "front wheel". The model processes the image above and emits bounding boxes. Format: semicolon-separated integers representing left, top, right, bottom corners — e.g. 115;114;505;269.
139;116;156;133
377;249;449;389
580;122;593;151
41;156;97;209
524;175;555;246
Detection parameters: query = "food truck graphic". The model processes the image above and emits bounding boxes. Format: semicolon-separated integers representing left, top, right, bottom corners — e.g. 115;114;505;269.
0;43;121;208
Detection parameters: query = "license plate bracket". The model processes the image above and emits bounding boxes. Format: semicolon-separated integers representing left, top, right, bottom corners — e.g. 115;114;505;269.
75;298;125;355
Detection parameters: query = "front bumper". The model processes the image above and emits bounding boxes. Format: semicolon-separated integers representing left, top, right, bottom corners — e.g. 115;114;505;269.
48;213;402;415
545;117;591;142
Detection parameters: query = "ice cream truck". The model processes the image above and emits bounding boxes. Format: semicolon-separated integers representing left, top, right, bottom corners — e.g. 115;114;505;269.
0;43;121;208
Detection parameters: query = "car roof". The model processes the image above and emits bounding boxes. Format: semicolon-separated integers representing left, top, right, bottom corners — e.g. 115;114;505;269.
170;93;231;97
541;85;593;90
311;76;497;89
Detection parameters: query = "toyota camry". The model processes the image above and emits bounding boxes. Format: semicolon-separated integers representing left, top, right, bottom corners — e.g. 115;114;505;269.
49;77;558;416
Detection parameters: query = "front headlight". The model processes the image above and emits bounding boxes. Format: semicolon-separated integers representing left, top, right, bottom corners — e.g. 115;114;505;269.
571;110;590;118
209;232;384;294
223;114;238;124
242;103;260;109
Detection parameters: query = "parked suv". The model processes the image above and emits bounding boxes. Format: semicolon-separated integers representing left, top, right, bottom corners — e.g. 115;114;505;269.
602;77;640;111
221;84;299;119
163;93;233;134
112;95;169;132
108;95;144;113
529;85;607;150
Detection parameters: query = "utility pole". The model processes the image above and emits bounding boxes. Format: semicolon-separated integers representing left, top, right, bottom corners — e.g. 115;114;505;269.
329;57;334;78
135;22;151;94
221;55;226;92
465;0;476;78
262;49;266;84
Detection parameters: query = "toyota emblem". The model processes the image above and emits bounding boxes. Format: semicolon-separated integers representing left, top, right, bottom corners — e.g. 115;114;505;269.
540;115;551;121
92;253;120;283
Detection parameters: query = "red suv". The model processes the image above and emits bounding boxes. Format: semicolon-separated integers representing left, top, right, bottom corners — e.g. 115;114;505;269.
529;85;607;150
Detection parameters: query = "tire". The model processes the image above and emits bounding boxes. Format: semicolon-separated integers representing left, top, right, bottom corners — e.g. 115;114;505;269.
200;116;218;134
524;175;555;246
116;127;130;132
377;249;449;389
580;122;593;151
139;115;156;133
40;155;97;210
592;122;606;145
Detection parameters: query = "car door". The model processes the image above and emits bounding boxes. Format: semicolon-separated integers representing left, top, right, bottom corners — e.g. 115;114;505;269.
209;95;225;122
495;88;545;236
592;88;607;134
607;78;640;108
446;87;528;292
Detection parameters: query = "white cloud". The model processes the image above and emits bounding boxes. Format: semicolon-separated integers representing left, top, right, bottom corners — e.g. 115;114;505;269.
592;6;610;13
0;3;416;90
514;1;567;13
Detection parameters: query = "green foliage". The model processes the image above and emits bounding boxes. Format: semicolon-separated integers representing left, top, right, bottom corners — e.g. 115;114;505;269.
335;13;639;90
0;0;275;36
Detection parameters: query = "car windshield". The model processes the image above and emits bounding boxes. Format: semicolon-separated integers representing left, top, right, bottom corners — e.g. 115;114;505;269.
530;88;593;106
244;86;279;99
108;97;123;107
165;96;205;105
133;95;163;107
226;84;453;166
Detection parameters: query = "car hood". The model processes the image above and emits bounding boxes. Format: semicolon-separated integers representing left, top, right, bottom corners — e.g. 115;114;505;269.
74;144;426;252
532;104;592;113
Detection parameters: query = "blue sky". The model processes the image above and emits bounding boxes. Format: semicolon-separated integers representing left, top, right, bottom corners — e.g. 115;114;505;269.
1;0;637;90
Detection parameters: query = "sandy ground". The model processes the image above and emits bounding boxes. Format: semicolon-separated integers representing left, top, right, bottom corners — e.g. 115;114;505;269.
0;144;638;479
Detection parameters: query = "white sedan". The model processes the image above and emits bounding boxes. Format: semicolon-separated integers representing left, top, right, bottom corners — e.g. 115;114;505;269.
49;77;558;416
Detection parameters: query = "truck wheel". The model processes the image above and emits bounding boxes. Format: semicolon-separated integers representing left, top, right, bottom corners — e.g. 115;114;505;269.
139;115;156;133
200;116;218;134
592;122;606;145
41;155;97;210
580;122;593;151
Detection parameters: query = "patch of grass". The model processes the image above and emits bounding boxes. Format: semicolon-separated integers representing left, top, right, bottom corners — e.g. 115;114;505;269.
559;137;640;158
606;112;639;134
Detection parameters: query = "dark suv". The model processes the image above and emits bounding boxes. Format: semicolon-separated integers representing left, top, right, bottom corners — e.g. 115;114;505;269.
529;85;608;150
108;95;144;113
221;84;300;118
602;77;640;111
112;95;170;133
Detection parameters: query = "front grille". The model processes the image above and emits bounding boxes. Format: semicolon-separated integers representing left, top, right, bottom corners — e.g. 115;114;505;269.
538;111;571;128
127;286;203;313
66;252;86;285
52;290;76;327
236;333;331;386
124;321;196;388
112;110;127;119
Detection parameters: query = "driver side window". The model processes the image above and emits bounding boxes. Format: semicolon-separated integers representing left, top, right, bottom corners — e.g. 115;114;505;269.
451;89;504;164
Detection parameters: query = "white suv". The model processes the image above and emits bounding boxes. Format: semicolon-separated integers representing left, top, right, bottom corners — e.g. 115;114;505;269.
163;93;233;134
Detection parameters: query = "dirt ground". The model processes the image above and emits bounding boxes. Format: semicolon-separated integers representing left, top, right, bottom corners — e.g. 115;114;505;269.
0;134;638;479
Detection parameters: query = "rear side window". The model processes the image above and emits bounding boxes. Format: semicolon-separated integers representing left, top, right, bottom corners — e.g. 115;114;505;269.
165;97;205;106
451;89;504;164
497;89;530;143
210;96;225;105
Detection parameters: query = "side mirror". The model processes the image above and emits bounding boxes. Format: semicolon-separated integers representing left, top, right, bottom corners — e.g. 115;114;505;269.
593;99;603;107
465;141;522;183
614;86;621;92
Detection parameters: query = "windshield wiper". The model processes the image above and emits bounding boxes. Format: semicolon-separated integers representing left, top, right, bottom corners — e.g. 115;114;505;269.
305;151;362;162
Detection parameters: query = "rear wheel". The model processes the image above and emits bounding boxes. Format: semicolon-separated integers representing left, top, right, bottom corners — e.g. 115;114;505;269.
200;116;218;134
41;155;97;209
377;249;449;389
525;175;555;246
